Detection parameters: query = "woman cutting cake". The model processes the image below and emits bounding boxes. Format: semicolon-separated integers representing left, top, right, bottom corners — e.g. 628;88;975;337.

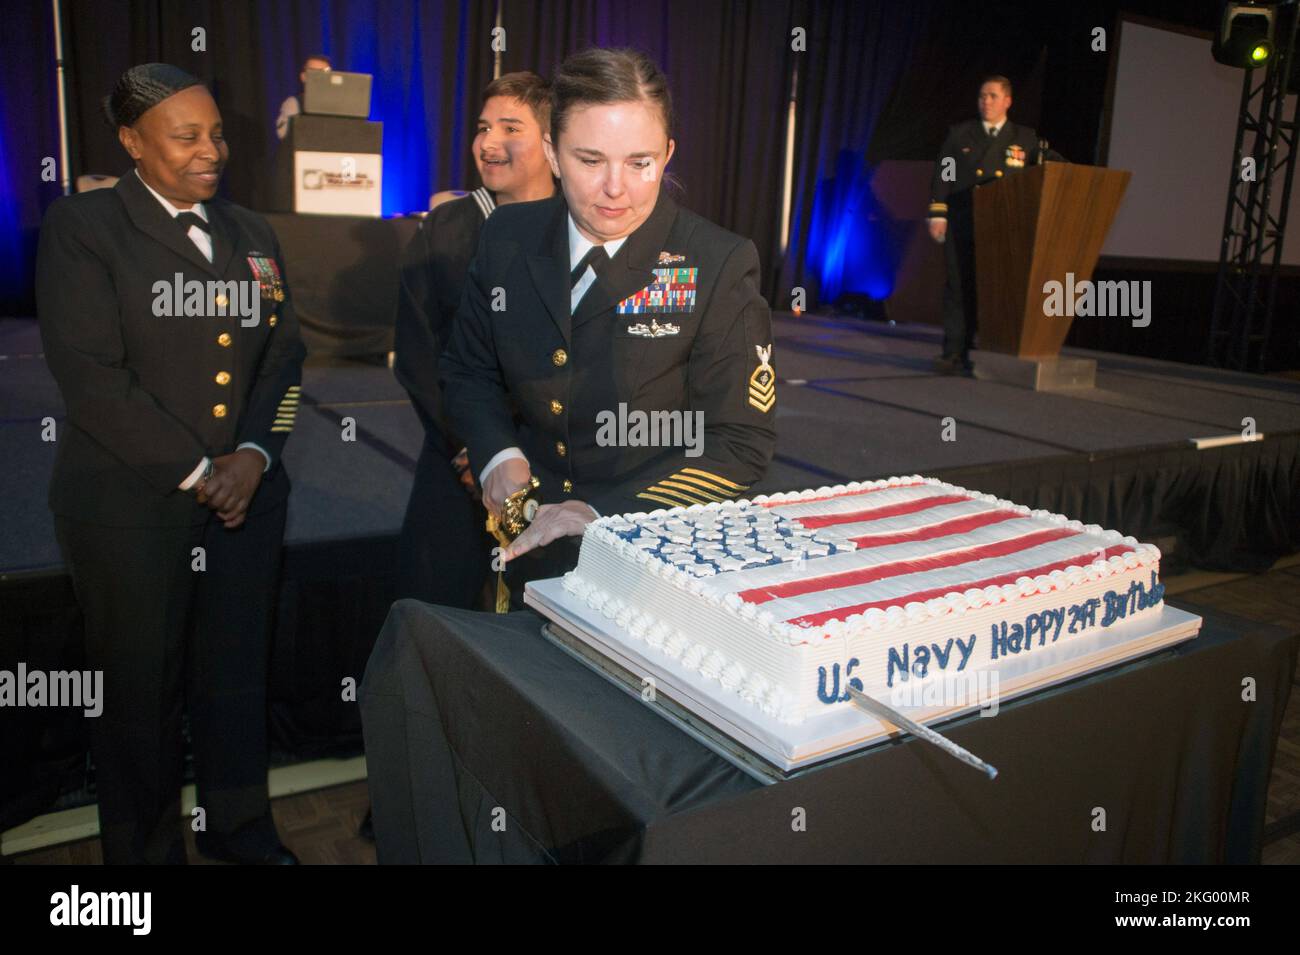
440;47;776;603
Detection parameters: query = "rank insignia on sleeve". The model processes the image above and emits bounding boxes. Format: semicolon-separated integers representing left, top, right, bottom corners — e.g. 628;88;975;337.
616;266;698;314
748;343;775;413
247;254;286;302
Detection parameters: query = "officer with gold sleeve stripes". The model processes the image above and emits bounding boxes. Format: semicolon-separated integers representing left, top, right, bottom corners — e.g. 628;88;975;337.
441;48;775;601
35;65;304;864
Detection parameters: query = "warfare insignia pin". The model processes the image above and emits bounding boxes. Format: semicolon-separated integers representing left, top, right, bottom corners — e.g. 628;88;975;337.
657;251;686;264
627;318;681;338
748;343;775;413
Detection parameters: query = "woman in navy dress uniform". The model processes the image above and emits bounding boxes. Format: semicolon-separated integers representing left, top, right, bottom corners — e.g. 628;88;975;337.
441;48;777;602
393;72;556;609
36;64;304;864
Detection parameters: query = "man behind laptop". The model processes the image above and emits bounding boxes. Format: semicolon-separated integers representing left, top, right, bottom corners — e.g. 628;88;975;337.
275;54;332;140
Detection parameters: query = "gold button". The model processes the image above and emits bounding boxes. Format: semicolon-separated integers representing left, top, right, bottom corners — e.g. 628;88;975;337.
217;333;232;347
975;168;983;177
268;315;278;327
994;169;1003;178
552;348;567;367
556;441;567;457
550;399;564;415
215;371;231;386
563;479;573;493
212;404;228;418
214;294;229;308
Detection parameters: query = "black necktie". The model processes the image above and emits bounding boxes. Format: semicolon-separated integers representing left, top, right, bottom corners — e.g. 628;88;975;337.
571;245;608;289
176;211;210;234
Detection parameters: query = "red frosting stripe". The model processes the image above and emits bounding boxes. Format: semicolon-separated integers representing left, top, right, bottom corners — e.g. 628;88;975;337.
847;508;1023;548
785;543;1136;628
792;493;971;529
740;526;1079;604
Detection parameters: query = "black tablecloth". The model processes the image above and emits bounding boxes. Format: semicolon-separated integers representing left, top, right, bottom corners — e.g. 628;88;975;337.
264;213;419;357
359;598;1297;864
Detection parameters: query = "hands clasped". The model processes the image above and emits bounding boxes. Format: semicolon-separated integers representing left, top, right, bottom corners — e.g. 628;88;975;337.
195;449;265;528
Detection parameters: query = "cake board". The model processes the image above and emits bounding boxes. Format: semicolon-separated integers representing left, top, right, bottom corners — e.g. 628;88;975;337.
525;577;1202;779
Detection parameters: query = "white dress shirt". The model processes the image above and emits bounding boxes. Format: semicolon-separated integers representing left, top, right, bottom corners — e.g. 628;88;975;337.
478;215;628;492
133;171;272;488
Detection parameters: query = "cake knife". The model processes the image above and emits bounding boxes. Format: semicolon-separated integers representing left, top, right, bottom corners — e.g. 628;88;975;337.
847;686;999;780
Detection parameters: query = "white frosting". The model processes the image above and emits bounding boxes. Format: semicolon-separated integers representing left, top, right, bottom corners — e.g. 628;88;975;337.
568;476;1164;724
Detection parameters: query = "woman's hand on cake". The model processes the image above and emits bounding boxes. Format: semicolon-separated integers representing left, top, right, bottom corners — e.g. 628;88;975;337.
503;500;598;561
483;455;532;518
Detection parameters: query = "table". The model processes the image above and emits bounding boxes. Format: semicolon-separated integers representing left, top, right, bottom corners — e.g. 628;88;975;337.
358;598;1297;864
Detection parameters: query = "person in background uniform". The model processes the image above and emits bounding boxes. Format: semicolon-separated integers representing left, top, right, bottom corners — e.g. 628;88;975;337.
275;53;332;140
393;71;556;609
36;64;305;864
928;75;1039;375
441;48;776;606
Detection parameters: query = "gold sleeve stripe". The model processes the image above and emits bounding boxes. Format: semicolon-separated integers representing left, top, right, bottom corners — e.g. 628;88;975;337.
639;485;711;507
666;474;735;496
679;468;745;490
656;479;729;502
665;472;748;496
636;491;687;508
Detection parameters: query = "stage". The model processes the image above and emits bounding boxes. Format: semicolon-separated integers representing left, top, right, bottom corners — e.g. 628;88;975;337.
3;310;1300;833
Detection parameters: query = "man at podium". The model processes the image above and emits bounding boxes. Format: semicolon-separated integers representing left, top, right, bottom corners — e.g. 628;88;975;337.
927;76;1039;375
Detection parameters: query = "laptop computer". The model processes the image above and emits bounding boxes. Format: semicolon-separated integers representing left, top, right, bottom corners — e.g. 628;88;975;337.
303;70;373;119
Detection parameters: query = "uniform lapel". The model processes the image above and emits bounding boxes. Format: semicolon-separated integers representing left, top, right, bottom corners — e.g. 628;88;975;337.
525;196;572;345
206;202;238;277
115;171;222;278
571;189;677;330
980;122;1011;170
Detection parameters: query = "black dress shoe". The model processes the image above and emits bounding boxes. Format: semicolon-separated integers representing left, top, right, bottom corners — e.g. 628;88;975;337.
934;354;962;375
196;834;300;865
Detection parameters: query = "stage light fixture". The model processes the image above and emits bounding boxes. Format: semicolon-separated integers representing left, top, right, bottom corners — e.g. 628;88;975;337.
1213;2;1276;68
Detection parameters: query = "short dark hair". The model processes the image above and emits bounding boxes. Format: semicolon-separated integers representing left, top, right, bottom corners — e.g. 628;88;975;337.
481;71;551;132
550;47;674;144
304;54;332;70
103;62;204;128
982;74;1012;96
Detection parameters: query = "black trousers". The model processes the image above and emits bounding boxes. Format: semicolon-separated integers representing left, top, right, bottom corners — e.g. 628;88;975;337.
941;207;978;361
396;438;493;609
54;502;286;864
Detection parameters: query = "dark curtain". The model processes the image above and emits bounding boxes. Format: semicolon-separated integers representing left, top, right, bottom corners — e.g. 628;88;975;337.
0;0;1246;315
776;0;936;307
0;1;62;315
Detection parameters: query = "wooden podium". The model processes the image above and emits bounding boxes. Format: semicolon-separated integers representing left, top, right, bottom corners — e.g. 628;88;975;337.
972;163;1130;389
